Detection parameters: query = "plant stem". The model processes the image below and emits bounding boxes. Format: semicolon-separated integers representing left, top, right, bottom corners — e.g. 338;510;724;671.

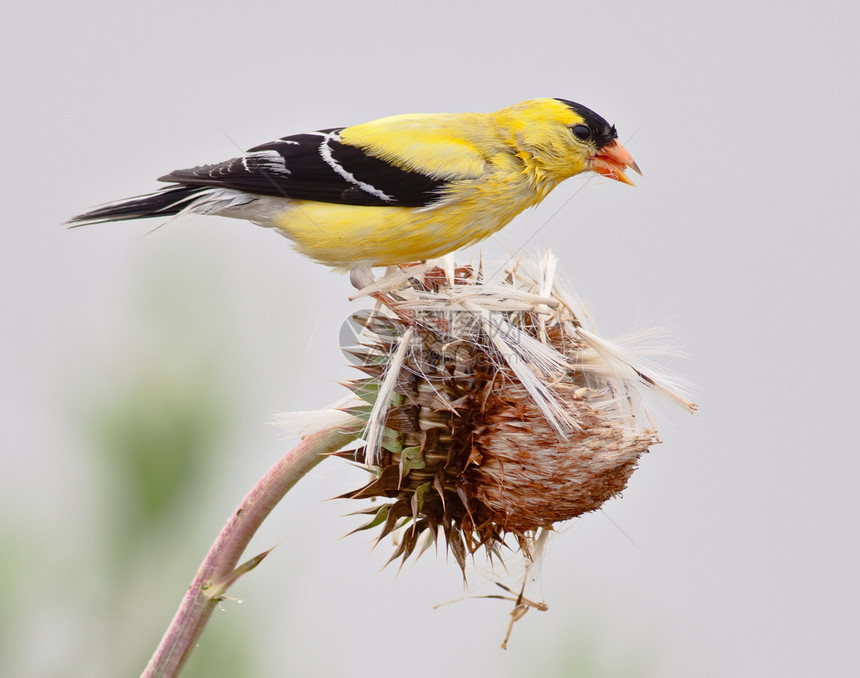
141;426;357;678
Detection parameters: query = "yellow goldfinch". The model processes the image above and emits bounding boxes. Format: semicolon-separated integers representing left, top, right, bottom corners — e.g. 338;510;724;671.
69;98;639;273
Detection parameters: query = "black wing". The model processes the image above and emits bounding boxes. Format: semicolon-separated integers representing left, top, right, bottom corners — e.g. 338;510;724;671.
158;129;446;207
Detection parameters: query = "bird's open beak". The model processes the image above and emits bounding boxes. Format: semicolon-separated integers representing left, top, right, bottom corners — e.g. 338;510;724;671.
589;140;641;186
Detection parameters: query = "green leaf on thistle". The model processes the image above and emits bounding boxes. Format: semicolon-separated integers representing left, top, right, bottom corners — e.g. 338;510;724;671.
399;445;425;479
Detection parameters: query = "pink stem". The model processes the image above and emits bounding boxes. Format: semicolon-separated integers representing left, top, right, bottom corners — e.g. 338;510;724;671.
141;426;357;678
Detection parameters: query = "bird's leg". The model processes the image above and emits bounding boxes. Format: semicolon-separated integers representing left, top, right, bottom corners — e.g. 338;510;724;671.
349;262;376;291
349;263;413;324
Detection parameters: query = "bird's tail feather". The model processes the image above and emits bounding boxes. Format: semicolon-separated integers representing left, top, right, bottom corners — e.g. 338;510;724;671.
67;185;210;227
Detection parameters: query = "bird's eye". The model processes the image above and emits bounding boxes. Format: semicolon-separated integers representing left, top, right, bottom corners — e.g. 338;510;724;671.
571;124;591;141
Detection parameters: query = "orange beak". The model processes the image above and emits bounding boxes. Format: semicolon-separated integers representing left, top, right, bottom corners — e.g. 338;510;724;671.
589;140;642;186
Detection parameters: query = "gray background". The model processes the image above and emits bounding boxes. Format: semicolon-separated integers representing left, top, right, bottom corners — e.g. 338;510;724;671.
2;1;858;676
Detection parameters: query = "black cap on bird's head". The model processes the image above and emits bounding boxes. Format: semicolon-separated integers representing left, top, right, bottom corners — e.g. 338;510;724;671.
555;98;642;185
555;99;618;148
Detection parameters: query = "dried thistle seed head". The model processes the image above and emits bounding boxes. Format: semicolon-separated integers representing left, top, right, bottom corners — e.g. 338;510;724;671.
338;253;695;573
467;386;657;533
